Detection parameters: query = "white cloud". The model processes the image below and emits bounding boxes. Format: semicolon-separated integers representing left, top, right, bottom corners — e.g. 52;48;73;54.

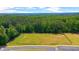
0;0;79;13
46;7;63;13
0;7;79;13
0;9;33;13
0;7;62;13
0;7;8;10
64;11;79;12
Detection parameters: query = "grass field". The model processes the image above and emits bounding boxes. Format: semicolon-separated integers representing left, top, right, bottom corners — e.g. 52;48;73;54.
65;34;79;45
7;33;79;46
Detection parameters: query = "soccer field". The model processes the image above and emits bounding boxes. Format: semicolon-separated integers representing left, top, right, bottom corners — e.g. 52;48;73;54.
7;33;79;46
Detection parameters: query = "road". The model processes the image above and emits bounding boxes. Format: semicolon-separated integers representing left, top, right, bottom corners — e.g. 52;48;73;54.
0;45;79;51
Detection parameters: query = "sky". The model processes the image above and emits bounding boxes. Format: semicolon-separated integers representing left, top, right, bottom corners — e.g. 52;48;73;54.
0;0;79;13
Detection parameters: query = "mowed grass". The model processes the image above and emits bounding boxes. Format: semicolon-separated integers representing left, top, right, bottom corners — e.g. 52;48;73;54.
65;33;79;45
7;33;73;46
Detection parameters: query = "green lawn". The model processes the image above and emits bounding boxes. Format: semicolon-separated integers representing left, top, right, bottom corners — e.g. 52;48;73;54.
7;33;79;46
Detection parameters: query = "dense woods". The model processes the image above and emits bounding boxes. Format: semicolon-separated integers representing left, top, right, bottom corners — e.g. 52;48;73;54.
0;14;79;45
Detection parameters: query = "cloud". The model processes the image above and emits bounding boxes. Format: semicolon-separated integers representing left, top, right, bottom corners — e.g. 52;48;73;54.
45;7;62;13
0;0;79;13
0;7;79;13
0;7;33;13
0;7;62;13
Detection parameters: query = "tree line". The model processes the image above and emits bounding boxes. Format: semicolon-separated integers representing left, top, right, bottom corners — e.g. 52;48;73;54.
0;15;79;45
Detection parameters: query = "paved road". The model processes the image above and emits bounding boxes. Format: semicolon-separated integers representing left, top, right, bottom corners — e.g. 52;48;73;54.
0;46;79;51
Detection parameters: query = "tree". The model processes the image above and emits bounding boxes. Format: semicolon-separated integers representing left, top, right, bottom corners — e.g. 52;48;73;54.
6;25;19;40
0;26;8;45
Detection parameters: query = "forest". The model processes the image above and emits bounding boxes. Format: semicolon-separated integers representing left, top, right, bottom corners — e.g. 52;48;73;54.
0;14;79;45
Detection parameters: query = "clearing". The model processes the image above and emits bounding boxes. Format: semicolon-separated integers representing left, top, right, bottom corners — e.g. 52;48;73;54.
7;33;79;46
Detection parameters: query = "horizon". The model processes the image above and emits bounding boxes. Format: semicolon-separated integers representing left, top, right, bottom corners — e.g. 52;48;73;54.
0;0;79;13
0;7;79;13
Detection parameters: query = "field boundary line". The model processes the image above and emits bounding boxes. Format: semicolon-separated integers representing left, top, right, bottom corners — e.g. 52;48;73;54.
63;33;72;45
7;45;79;48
